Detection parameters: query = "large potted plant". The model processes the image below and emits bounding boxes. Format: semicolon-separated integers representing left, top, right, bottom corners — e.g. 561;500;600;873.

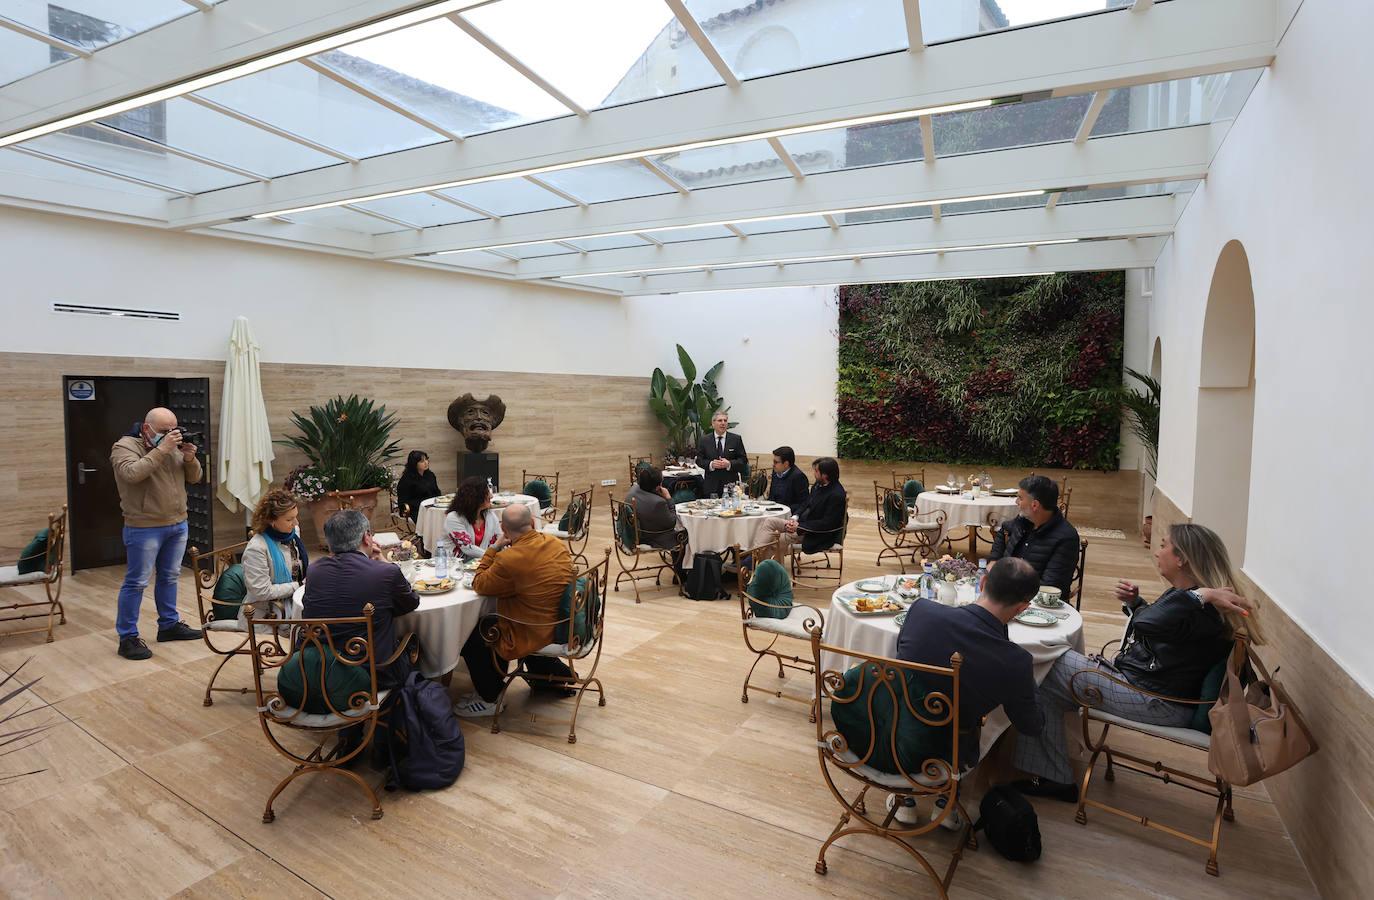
278;394;401;544
649;345;731;458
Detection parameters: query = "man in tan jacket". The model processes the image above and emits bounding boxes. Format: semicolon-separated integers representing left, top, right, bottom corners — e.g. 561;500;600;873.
455;503;576;717
110;407;204;660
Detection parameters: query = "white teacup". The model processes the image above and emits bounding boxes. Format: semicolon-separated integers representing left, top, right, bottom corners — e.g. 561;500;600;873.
1034;586;1064;608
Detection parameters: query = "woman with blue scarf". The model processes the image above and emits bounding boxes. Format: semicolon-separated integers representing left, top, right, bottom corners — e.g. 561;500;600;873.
240;489;310;626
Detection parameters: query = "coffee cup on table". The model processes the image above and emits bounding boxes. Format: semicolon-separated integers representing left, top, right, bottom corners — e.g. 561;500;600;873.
1034;586;1064;608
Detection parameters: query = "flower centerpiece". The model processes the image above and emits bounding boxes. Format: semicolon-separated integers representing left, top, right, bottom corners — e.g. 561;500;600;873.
276;394;401;547
932;553;978;604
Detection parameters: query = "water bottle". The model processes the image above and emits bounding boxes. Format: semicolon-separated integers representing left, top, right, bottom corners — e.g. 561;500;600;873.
435;543;450;579
486;476;495;496
977;558;989;595
918;562;936;602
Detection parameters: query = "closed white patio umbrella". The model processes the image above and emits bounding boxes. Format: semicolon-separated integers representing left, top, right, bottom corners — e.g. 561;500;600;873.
216;316;274;516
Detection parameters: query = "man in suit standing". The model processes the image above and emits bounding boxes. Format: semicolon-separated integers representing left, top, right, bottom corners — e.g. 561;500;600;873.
695;411;747;498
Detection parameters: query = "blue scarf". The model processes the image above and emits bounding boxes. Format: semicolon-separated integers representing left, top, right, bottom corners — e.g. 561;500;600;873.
262;526;309;584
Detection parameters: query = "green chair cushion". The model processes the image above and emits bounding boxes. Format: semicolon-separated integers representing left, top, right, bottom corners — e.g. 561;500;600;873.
211;563;248;623
16;528;50;575
830;662;951;776
1190;656;1230;733
747;559;793;619
903;479;925;502
524;479;553;509
275;643;372;715
557;496;587;534
615;504;637;551
881;492;907;532
553;576;600;647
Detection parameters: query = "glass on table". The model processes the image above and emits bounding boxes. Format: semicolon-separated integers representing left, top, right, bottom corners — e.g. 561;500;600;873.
946;473;957;489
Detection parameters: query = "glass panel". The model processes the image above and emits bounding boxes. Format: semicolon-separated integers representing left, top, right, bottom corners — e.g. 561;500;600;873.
566;234;651;252
0;147;175;197
940;193;1050;215
1057;180;1200;205
681;0;908;79
314;19;572;138
1;1;198;51
0;29;69;87
839;204;934;227
93;97;338;178
499;242;578;260
1091;71;1263;137
649;139;790;189
195;61;446;161
437;179;574;217
355;193;487;227
19;130;250;192
644;224;737;243
917;0;1123;45
432;249;518;269
282;206;403;235
933;94;1093;157
778;119;922;174
734;215;830;237
463;0;724;111
537;160;675;204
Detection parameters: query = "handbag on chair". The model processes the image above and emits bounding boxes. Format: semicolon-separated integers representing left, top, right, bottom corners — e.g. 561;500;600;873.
1207;644;1317;787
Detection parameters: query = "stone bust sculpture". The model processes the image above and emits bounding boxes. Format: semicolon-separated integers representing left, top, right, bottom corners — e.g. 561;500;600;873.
447;393;507;453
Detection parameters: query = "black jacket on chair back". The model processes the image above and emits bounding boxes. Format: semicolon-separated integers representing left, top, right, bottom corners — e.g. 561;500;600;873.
987;511;1079;595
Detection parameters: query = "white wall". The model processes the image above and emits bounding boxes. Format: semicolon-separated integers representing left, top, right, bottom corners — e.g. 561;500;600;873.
1151;0;1374;688
0;206;645;377
624;286;839;457
1118;268;1152;472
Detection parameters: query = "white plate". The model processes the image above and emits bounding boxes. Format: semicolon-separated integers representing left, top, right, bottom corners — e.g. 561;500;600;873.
1014;608;1058;627
855;578;891;593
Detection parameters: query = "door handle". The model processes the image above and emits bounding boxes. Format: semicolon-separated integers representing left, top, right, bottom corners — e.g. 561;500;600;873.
77;463;97;485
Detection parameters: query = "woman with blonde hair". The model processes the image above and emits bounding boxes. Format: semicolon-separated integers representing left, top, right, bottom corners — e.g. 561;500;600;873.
239;488;310;625
1011;522;1257;801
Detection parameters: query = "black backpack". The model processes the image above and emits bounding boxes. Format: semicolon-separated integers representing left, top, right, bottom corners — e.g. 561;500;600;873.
384;672;466;791
683;551;729;601
973;786;1041;862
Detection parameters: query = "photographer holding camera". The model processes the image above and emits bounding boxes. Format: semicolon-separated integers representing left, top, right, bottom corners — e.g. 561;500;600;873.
109;407;205;660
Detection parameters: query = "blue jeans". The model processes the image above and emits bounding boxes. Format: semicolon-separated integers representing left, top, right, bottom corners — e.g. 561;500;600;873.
116;521;188;638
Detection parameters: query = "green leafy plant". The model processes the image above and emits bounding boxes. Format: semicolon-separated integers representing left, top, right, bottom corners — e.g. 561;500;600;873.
276;394;401;494
1;659;52;787
1075;367;1160;479
649;345;731;457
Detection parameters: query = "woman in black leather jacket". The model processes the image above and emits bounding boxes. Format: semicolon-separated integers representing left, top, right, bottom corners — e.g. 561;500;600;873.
1010;523;1262;799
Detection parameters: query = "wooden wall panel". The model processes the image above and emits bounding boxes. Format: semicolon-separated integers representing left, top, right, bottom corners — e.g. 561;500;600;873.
1153;487;1374;899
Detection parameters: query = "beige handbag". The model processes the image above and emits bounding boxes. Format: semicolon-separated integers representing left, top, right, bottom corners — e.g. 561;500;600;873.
1207;643;1317;786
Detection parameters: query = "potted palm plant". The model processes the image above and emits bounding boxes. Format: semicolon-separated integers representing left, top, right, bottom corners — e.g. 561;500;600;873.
278;395;401;544
649;345;731;458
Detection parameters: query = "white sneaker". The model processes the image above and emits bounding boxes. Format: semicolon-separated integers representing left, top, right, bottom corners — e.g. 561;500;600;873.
931;797;965;832
885;793;920;825
453;694;499;718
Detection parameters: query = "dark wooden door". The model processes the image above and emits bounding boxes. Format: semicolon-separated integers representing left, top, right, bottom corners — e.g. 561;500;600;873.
63;376;159;571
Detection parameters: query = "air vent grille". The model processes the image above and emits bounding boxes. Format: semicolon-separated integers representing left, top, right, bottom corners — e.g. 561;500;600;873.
52;302;179;321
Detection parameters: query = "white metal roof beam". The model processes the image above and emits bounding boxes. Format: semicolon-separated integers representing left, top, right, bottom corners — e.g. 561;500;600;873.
376;125;1209;258
444;14;588;116
165;0;1274;227
184;94;359;163
902;0;925;51
299;58;462;142
664;0;741;88
578;237;1167;296
0;15;92;57
509;195;1178;280
87;122;270;182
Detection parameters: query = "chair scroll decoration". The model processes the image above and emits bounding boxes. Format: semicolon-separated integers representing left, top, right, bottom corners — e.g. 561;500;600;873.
189;538;253;706
0;505;67;642
791;500;850;591
735;538;825;721
608;496;681;604
553;485;594;569
874;484;945;573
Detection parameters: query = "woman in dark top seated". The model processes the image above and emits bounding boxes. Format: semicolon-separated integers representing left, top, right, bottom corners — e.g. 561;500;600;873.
396;450;441;524
1011;523;1261;799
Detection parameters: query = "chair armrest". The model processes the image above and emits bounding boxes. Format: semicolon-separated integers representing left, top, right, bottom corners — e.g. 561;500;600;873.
377;631;419;668
1097;637;1123;656
1068;666;1217;709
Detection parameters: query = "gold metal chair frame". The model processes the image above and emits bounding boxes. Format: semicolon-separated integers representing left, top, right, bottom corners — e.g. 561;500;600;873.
387;465;422;552
556;485;594;569
734;538;825;720
484;548;611;744
1059;485;1074;519
746;469;769;499
520;469;561;524
628;455;653;483
1069;539;1088;610
891;469;927;491
0;505;67;642
1070;637;1244;877
790;504;849;592
608;496;681;604
244;603;417;823
810;630;975;897
873;484;945;574
189;538;255;706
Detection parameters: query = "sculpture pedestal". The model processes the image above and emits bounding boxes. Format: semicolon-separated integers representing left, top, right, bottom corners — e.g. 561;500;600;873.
457;451;500;490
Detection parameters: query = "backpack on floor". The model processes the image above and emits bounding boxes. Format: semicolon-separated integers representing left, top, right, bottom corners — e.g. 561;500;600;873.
684;551;729;601
384;672;465;791
973;786;1041;862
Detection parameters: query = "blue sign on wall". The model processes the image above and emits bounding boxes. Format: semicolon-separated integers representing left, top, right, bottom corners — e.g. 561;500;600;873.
67;380;95;401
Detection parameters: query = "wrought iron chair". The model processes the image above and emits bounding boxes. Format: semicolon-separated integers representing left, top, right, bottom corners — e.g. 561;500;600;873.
746;469;769;499
521;469;561;524
1071;636;1250;876
484;548;611;744
791;501;850;591
1069;539;1088;610
1059;485;1074;519
874;484;945;574
891;468;927;493
244;602;417;823
811;629;976;896
628;455;653;483
549;484;593;569
609;496;681;603
386;467;423;555
0;505;67;642
189;538;257;706
735;538;825;721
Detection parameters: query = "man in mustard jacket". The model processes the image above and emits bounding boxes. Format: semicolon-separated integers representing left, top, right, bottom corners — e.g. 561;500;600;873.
109;407;204;660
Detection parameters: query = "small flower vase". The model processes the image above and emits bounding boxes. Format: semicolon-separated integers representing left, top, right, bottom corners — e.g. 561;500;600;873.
937;579;959;606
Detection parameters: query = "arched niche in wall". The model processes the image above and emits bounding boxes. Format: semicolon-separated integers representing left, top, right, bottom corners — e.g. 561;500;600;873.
734;26;800;79
1192;239;1256;563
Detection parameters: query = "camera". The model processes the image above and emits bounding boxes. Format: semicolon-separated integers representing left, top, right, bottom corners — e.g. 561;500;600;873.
173;429;205;447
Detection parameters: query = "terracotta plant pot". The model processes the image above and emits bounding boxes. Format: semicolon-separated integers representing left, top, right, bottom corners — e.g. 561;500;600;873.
1142;515;1153;548
307;488;383;549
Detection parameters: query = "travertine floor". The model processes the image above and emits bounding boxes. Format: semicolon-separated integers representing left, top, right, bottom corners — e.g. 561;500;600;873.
0;518;1316;898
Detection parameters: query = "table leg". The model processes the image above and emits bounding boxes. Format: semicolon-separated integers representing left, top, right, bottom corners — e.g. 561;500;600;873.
968;527;978;556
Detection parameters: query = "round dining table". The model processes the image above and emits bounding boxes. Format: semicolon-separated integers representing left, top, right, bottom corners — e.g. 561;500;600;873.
915;489;1020;554
820;577;1085;760
290;560;493;680
416;491;542;553
662;465;706;497
676;501;789;567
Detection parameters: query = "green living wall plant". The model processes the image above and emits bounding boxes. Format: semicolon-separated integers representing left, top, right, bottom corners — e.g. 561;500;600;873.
837;272;1126;470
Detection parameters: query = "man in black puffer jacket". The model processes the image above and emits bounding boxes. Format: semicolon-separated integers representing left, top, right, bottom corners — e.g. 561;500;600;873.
987;475;1080;596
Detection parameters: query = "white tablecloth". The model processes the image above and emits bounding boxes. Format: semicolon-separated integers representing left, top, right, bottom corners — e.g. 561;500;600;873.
820;578;1084;759
916;490;1020;546
290;561;494;679
662;466;705;480
676;503;790;564
416;492;542;553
